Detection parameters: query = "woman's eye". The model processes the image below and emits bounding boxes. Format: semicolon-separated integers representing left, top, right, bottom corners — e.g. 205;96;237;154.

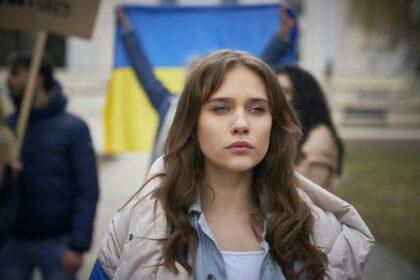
249;106;265;114
212;105;230;113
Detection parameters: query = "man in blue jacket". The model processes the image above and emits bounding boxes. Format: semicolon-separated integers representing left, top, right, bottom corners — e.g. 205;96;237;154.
0;54;99;280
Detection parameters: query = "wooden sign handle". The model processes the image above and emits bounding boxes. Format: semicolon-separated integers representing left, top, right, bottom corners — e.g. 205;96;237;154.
14;31;47;159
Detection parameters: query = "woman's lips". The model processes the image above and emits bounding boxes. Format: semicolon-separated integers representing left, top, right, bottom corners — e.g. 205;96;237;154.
226;141;254;154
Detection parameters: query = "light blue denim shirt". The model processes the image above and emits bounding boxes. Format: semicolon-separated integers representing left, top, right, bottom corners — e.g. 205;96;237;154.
187;197;287;280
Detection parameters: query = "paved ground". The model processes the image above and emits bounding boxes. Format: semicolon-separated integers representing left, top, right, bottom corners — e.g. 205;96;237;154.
70;153;420;280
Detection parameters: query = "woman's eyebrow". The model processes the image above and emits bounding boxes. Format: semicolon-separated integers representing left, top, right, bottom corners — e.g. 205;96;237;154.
249;98;269;103
207;97;269;103
207;97;231;103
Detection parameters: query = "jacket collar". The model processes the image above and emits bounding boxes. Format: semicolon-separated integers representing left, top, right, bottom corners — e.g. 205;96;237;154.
10;81;67;123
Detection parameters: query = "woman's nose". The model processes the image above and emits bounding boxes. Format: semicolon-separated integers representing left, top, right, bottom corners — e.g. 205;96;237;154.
231;111;249;135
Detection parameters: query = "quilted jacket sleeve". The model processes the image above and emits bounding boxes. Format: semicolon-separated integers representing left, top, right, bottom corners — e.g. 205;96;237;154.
296;173;375;280
95;158;166;278
324;223;374;279
96;203;133;278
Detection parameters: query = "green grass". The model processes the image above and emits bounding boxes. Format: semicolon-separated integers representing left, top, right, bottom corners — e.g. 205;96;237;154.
335;141;420;266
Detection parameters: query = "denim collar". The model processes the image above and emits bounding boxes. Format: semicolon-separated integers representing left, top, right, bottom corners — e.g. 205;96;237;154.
187;195;270;252
188;195;202;217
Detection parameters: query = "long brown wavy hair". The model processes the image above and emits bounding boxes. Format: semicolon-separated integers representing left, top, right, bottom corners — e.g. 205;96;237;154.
154;50;327;279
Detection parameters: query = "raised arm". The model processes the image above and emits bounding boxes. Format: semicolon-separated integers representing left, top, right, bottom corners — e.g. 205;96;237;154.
260;5;297;68
116;7;173;118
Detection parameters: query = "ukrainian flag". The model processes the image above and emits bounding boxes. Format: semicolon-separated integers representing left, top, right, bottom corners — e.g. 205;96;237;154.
104;4;295;153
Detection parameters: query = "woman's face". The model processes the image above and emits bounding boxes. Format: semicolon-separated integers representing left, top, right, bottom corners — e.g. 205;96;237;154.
197;65;272;173
277;73;294;104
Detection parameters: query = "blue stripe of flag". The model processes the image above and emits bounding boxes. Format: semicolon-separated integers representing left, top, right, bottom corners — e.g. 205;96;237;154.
114;4;293;67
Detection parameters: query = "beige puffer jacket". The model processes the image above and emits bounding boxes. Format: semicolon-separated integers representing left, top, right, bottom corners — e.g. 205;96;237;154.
97;157;374;279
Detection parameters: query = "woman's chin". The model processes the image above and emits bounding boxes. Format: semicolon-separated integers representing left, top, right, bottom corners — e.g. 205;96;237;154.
222;158;261;173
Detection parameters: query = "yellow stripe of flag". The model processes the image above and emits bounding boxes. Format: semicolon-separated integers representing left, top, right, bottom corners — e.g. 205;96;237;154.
104;67;185;153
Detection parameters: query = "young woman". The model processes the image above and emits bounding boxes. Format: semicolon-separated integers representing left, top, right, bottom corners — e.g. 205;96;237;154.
259;6;342;190
276;66;344;190
90;50;373;280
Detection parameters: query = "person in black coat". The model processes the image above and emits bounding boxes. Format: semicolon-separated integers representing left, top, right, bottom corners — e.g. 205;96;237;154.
0;53;99;279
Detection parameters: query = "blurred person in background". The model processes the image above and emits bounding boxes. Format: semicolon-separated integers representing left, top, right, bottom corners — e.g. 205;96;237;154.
116;4;298;164
0;53;100;280
90;50;373;280
275;66;344;190
261;5;343;190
